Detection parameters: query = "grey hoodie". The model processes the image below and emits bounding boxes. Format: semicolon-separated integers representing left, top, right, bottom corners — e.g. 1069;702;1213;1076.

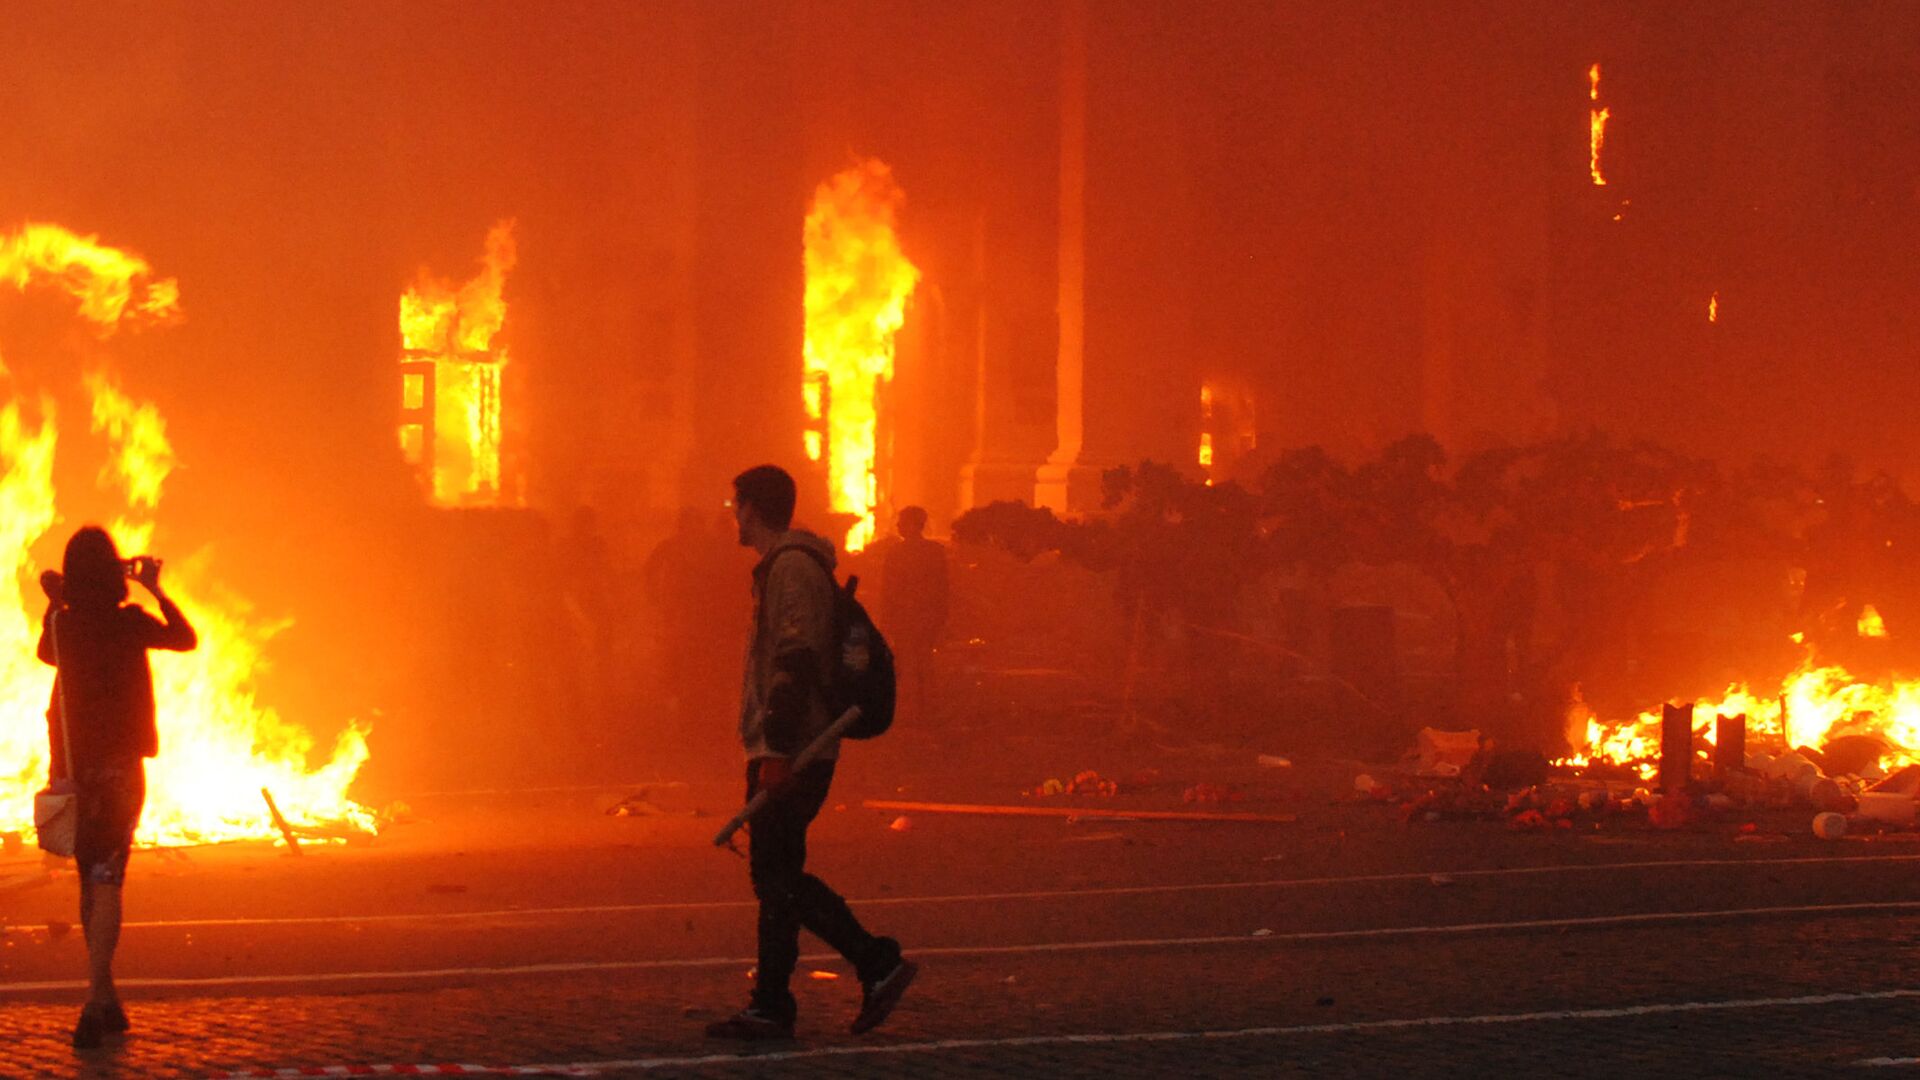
739;529;839;760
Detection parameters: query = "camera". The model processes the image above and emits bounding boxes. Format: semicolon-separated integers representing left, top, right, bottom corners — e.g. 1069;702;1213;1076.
122;556;161;578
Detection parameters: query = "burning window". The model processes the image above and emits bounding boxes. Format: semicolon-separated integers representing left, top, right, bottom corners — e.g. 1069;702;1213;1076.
803;160;919;552
1589;63;1610;187
399;221;519;508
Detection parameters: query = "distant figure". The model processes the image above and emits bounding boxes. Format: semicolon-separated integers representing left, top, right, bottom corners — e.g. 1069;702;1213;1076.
705;465;915;1041
643;507;719;727
37;526;197;1050
880;506;948;721
559;507;615;725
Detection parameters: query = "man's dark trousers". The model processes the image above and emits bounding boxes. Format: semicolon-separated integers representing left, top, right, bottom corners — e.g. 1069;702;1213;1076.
747;759;899;1017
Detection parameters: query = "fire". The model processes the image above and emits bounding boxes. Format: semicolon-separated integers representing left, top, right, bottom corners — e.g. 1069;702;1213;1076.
1198;384;1215;479
1588;64;1610;186
1708;292;1719;323
802;160;919;552
1860;604;1889;639
0;223;372;847
1564;650;1920;781
399;221;518;509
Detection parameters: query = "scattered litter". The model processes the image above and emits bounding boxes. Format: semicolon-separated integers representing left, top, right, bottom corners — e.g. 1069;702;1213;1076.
1353;774;1378;794
1429;874;1456;886
809;970;840;981
1813;812;1849;840
1857;792;1916;827
1414;727;1481;777
1251;928;1274;937
1257;754;1293;769
1002;975;1018;985
888;816;914;832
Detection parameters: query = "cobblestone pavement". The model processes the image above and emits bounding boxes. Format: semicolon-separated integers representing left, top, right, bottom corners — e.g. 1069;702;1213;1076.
7;747;1920;1078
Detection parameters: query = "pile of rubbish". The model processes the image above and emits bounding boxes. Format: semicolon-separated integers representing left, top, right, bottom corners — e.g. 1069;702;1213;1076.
1362;726;1920;837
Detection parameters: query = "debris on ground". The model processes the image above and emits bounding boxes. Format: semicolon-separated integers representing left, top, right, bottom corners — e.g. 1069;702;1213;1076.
1257;754;1293;769
889;815;914;832
1413;727;1481;777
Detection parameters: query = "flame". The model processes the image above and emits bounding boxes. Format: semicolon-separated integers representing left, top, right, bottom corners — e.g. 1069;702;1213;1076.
1563;646;1920;781
1860;605;1889;639
399;221;517;508
1198;384;1215;476
1588;64;1609;186
1708;292;1719;323
0;224;372;847
802;160;919;551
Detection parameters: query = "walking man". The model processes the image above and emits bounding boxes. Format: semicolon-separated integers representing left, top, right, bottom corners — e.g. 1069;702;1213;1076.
706;464;916;1040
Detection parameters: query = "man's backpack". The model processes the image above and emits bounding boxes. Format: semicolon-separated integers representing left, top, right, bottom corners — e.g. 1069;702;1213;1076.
768;545;896;740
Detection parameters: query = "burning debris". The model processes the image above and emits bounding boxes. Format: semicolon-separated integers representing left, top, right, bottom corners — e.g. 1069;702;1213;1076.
801;159;919;552
0;223;372;848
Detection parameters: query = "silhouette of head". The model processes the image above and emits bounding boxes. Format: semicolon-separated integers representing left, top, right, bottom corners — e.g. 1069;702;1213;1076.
732;465;796;546
63;526;128;609
896;506;928;540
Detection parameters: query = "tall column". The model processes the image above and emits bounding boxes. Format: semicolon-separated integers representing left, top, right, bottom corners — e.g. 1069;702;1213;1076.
1033;0;1094;512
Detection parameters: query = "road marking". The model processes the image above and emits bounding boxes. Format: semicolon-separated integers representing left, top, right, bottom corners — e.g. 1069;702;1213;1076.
205;986;1920;1077
114;851;1920;930
12;897;1920;995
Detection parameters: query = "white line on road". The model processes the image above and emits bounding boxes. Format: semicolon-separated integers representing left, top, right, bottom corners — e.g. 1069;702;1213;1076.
117;851;1920;930
204;986;1920;1077
12;896;1920;995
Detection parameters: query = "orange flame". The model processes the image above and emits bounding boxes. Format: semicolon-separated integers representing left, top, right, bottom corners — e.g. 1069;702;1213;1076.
1860;605;1889;639
803;160;919;551
1588;64;1609;186
1708;292;1719;323
1564;643;1920;781
1;224;371;847
399;221;517;508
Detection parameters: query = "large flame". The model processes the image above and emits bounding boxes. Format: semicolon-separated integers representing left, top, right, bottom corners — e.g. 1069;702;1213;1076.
802;160;919;552
399;221;517;509
1588;63;1610;187
1565;649;1920;782
0;223;372;846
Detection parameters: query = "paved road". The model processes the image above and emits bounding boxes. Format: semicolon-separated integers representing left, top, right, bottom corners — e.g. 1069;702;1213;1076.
6;752;1920;1078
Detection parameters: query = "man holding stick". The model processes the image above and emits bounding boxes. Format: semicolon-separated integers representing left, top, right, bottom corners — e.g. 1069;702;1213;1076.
705;465;916;1041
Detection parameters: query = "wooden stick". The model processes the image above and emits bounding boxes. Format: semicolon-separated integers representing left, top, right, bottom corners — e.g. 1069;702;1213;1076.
712;707;863;848
861;800;1296;825
260;787;302;855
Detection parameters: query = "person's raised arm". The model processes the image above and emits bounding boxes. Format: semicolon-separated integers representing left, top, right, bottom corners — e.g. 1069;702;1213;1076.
131;557;197;651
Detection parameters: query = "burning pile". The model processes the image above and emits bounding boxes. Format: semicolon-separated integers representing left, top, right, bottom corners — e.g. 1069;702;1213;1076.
0;223;372;847
801;159;919;552
1563;645;1920;785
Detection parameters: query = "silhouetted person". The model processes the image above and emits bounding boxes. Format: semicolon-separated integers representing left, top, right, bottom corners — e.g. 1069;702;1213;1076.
645;507;738;732
706;465;915;1041
880;506;948;721
559;506;615;727
37;526;197;1050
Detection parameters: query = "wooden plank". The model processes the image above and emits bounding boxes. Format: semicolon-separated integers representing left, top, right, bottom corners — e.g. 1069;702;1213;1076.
861;800;1295;824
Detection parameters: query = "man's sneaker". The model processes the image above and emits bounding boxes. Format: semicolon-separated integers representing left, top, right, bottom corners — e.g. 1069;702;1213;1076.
704;1004;795;1041
850;958;918;1034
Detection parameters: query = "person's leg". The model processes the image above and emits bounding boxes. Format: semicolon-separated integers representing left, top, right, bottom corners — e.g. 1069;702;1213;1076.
747;761;810;1022
83;876;122;1008
778;764;899;983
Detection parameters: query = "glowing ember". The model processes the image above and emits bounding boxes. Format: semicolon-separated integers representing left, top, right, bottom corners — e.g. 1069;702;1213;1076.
399;221;518;509
1;223;372;847
1708;292;1719;323
1860;605;1888;639
802;159;919;552
1198;384;1215;479
1588;63;1610;187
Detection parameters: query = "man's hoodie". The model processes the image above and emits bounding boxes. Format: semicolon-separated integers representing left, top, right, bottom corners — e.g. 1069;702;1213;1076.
739;529;839;760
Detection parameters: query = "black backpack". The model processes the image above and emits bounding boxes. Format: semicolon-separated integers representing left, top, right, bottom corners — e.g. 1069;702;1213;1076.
767;544;896;740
